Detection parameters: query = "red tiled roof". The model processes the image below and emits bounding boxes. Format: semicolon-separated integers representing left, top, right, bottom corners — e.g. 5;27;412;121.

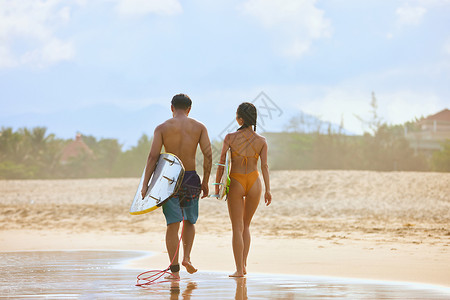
60;134;94;162
424;109;450;122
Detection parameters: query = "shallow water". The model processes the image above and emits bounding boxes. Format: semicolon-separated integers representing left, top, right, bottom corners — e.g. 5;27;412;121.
0;251;449;299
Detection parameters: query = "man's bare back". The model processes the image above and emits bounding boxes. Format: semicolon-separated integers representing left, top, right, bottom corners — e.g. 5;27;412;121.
157;116;207;171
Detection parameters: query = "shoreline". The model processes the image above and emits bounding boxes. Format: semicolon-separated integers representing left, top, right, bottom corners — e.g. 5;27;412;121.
1;229;449;287
2;250;449;299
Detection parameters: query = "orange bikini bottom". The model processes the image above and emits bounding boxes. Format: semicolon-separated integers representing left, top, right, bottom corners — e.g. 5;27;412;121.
229;170;259;195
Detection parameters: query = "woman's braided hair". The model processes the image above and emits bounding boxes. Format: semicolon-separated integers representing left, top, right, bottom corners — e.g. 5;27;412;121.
237;102;257;132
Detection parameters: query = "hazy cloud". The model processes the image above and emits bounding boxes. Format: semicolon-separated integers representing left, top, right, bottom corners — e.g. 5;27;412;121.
300;88;442;135
0;0;77;68
299;89;370;134
240;0;331;58
114;0;182;17
444;38;450;55
381;90;441;122
396;3;426;26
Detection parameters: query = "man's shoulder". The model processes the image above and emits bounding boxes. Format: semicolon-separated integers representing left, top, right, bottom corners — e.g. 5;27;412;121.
155;120;169;131
157;117;207;132
188;117;207;130
154;119;176;135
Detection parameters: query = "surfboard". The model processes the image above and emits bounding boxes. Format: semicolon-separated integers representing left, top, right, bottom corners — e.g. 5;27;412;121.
130;153;185;215
212;150;230;200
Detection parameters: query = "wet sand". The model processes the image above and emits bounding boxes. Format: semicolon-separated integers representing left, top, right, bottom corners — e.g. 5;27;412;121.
1;250;449;299
0;170;449;290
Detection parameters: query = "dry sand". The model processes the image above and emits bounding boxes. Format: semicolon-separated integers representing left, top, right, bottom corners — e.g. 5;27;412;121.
1;171;449;286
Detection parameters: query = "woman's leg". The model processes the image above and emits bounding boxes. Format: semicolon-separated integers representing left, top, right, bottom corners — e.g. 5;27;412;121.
227;178;245;277
242;177;262;275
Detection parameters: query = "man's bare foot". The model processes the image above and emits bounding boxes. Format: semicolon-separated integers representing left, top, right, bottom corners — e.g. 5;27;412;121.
164;272;180;280
229;271;245;277
182;260;198;274
243;266;247;275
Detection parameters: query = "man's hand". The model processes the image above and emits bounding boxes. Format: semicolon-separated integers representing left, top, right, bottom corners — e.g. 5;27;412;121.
264;191;272;206
141;185;148;199
201;181;209;199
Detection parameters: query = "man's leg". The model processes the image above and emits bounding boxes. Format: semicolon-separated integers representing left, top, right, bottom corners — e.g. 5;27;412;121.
166;222;181;278
163;196;184;278
181;220;197;274
180;193;199;274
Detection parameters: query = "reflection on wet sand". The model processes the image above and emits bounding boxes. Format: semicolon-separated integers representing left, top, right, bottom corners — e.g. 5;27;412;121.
163;277;248;300
233;277;247;300
152;276;247;300
1;251;449;299
166;277;247;300
169;280;197;300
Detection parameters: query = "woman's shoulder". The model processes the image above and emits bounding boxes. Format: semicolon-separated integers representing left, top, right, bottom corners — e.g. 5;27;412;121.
225;131;239;140
254;133;267;151
254;132;267;142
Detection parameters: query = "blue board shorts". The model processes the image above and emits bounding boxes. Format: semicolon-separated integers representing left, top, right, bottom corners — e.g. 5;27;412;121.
162;171;201;225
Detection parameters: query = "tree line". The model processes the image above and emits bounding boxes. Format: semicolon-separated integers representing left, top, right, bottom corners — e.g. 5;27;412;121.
264;124;442;172
0;123;448;179
0;127;152;179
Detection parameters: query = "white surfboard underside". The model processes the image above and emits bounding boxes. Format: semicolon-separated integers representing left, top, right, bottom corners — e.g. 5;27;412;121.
130;153;184;215
217;150;230;200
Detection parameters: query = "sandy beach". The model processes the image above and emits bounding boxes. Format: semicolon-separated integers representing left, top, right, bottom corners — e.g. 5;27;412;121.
1;170;449;287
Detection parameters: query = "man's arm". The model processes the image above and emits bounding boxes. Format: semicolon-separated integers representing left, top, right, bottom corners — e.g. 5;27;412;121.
199;124;212;198
141;125;163;199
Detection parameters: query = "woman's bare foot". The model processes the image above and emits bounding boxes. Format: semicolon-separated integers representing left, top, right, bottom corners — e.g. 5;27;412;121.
182;282;198;297
182;260;198;274
243;266;247;275
229;271;245;277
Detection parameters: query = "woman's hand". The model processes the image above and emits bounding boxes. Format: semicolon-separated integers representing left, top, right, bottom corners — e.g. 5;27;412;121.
264;191;272;206
215;184;220;196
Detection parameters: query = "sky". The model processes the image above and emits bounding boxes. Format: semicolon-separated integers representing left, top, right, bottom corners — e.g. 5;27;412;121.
1;0;449;148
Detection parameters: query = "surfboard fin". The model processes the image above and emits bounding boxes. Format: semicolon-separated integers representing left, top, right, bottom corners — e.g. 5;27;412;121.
149;195;161;204
163;175;175;184
163;157;176;165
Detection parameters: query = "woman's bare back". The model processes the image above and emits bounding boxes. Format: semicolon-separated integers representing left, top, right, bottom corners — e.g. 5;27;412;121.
227;128;266;174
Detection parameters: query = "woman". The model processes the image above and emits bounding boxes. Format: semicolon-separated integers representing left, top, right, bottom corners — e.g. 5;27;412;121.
215;102;272;277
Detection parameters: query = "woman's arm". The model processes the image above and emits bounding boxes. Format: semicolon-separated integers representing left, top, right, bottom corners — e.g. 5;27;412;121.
260;139;272;206
214;134;230;195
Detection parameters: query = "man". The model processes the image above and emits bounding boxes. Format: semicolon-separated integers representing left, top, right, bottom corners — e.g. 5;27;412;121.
141;94;212;279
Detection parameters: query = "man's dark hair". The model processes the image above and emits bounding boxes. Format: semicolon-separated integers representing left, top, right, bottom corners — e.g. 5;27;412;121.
171;94;192;110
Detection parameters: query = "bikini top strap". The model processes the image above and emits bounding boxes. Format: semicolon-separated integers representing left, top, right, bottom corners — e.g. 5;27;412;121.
232;130;259;159
241;130;259;158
